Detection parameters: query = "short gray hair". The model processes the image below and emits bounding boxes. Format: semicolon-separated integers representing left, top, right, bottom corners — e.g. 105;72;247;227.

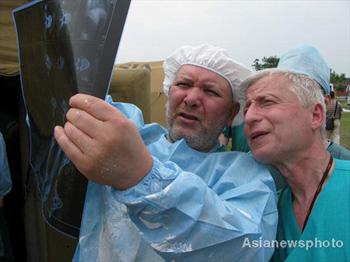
241;68;327;138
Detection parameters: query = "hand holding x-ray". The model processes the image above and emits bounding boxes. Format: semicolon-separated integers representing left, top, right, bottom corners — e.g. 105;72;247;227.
54;94;153;190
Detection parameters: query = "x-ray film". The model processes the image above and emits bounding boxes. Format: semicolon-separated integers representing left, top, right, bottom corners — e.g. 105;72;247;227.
13;0;130;238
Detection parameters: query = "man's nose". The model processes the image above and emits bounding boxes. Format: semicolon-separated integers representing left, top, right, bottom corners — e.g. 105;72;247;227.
183;88;201;108
244;103;261;125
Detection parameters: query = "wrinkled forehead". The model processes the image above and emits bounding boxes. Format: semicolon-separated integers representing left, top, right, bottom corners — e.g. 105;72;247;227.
175;65;231;89
246;74;294;98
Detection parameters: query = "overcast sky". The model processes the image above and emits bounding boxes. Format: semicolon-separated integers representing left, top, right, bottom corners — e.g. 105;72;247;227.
115;0;350;76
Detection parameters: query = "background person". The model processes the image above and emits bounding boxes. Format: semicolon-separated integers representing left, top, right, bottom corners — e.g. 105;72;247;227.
0;132;12;261
325;90;350;159
242;44;349;261
220;123;250;152
54;44;277;261
326;90;343;144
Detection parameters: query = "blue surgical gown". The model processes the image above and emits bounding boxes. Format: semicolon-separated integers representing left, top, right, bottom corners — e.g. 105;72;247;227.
0;133;11;197
73;98;278;262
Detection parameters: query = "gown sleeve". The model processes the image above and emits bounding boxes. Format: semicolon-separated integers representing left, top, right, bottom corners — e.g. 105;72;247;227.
114;155;277;261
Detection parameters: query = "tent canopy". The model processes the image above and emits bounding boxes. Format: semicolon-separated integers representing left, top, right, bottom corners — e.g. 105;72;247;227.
0;0;30;76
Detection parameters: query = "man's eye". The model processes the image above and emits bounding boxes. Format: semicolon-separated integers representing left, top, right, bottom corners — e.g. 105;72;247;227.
262;100;275;106
176;82;190;88
205;89;219;96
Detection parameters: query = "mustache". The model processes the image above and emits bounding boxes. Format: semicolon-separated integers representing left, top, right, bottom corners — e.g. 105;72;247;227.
174;107;202;121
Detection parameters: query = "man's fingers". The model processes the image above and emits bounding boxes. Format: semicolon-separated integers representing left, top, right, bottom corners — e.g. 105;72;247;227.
69;94;122;121
54;126;84;165
66;108;102;139
63;121;95;154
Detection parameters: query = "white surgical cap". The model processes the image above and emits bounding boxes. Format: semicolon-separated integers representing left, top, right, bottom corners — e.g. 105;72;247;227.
163;44;252;102
277;44;331;94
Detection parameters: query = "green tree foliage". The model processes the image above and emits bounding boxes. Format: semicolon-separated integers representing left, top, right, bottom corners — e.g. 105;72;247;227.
330;70;346;83
330;70;347;91
252;56;279;71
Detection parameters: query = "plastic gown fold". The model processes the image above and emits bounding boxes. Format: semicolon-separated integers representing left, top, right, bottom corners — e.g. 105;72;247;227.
73;98;278;262
13;0;130;238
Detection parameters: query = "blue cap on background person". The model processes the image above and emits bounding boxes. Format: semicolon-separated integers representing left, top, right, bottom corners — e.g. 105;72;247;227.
277;44;331;94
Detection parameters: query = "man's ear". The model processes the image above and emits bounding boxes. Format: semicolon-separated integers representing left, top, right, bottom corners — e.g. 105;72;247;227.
226;103;240;127
311;103;325;129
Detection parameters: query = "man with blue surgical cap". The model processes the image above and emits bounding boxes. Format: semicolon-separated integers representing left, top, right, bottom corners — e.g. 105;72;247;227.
54;44;277;261
277;44;350;159
223;45;350;160
242;44;350;261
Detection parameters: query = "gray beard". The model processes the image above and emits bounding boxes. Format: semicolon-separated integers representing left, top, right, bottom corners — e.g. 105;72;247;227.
168;127;220;152
166;104;224;152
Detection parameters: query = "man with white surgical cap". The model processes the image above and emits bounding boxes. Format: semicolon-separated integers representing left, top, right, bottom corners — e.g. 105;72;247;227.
55;44;277;261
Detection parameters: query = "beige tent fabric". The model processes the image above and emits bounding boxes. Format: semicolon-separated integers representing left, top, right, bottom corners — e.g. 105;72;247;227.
110;61;168;125
110;63;152;123
146;61;168;126
0;0;29;76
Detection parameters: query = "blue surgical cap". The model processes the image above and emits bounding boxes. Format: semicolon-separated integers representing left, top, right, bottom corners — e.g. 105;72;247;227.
277;44;331;94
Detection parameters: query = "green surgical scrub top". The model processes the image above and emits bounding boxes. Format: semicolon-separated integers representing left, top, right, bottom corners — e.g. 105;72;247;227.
223;123;250;152
271;159;350;262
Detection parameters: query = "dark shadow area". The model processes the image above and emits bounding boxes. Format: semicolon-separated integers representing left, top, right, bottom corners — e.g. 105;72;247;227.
0;74;26;262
